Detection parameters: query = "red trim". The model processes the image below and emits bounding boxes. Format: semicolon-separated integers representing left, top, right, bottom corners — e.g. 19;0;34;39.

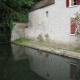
66;0;69;7
76;0;80;5
70;18;77;34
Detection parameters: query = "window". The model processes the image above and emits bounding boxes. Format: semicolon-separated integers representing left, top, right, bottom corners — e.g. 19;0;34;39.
66;0;80;7
46;11;48;17
70;18;77;34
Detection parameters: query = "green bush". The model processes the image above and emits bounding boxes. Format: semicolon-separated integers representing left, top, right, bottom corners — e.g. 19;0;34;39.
37;34;43;42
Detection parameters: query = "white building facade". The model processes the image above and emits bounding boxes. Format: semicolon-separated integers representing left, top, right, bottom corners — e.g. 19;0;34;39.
28;0;80;47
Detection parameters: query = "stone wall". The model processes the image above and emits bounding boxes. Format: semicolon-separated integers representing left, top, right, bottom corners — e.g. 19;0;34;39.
11;23;27;41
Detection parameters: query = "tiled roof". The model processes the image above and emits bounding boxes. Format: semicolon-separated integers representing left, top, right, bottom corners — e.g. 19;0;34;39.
29;0;55;12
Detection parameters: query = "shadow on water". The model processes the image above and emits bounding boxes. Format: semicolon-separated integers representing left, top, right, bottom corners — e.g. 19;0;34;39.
0;43;46;80
0;22;11;42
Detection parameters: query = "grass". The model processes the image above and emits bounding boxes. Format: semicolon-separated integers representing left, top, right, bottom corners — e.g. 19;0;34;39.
14;38;31;43
74;47;80;51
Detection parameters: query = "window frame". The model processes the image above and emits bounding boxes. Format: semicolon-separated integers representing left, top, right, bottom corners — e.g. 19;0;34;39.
69;0;77;7
66;0;80;8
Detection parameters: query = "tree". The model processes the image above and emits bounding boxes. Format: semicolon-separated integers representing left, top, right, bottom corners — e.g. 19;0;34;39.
33;0;42;3
75;12;80;38
0;0;35;30
0;0;42;29
0;0;41;42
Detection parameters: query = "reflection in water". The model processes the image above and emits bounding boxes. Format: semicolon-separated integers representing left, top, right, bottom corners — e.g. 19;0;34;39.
12;44;28;60
75;69;80;80
27;48;80;80
70;64;77;79
1;43;80;80
0;43;46;80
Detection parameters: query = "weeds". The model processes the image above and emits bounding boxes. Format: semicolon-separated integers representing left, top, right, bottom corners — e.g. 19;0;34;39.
37;34;43;42
14;38;30;43
74;47;80;51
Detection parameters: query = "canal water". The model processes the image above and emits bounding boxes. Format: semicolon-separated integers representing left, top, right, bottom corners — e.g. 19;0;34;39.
0;43;80;80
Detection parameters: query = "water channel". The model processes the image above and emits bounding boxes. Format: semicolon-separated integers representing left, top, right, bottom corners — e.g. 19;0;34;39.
0;43;80;80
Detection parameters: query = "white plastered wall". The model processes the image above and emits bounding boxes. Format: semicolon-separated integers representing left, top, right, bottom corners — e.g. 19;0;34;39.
28;0;80;46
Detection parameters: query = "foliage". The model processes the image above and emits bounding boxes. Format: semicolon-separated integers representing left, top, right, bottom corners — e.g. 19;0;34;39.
74;47;80;51
0;0;35;31
33;0;42;3
14;38;31;43
0;0;41;42
37;34;43;42
75;12;80;37
0;0;42;24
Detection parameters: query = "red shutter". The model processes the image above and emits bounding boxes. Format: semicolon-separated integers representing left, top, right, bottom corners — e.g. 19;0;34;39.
76;0;80;5
66;0;69;7
70;18;77;34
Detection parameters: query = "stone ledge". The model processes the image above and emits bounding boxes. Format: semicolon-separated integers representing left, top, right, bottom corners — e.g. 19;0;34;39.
12;41;80;59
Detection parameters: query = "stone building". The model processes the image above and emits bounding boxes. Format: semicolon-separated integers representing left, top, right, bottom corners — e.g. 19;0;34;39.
28;0;80;47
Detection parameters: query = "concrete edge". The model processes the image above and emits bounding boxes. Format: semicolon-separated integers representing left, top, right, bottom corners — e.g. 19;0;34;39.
12;42;80;60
